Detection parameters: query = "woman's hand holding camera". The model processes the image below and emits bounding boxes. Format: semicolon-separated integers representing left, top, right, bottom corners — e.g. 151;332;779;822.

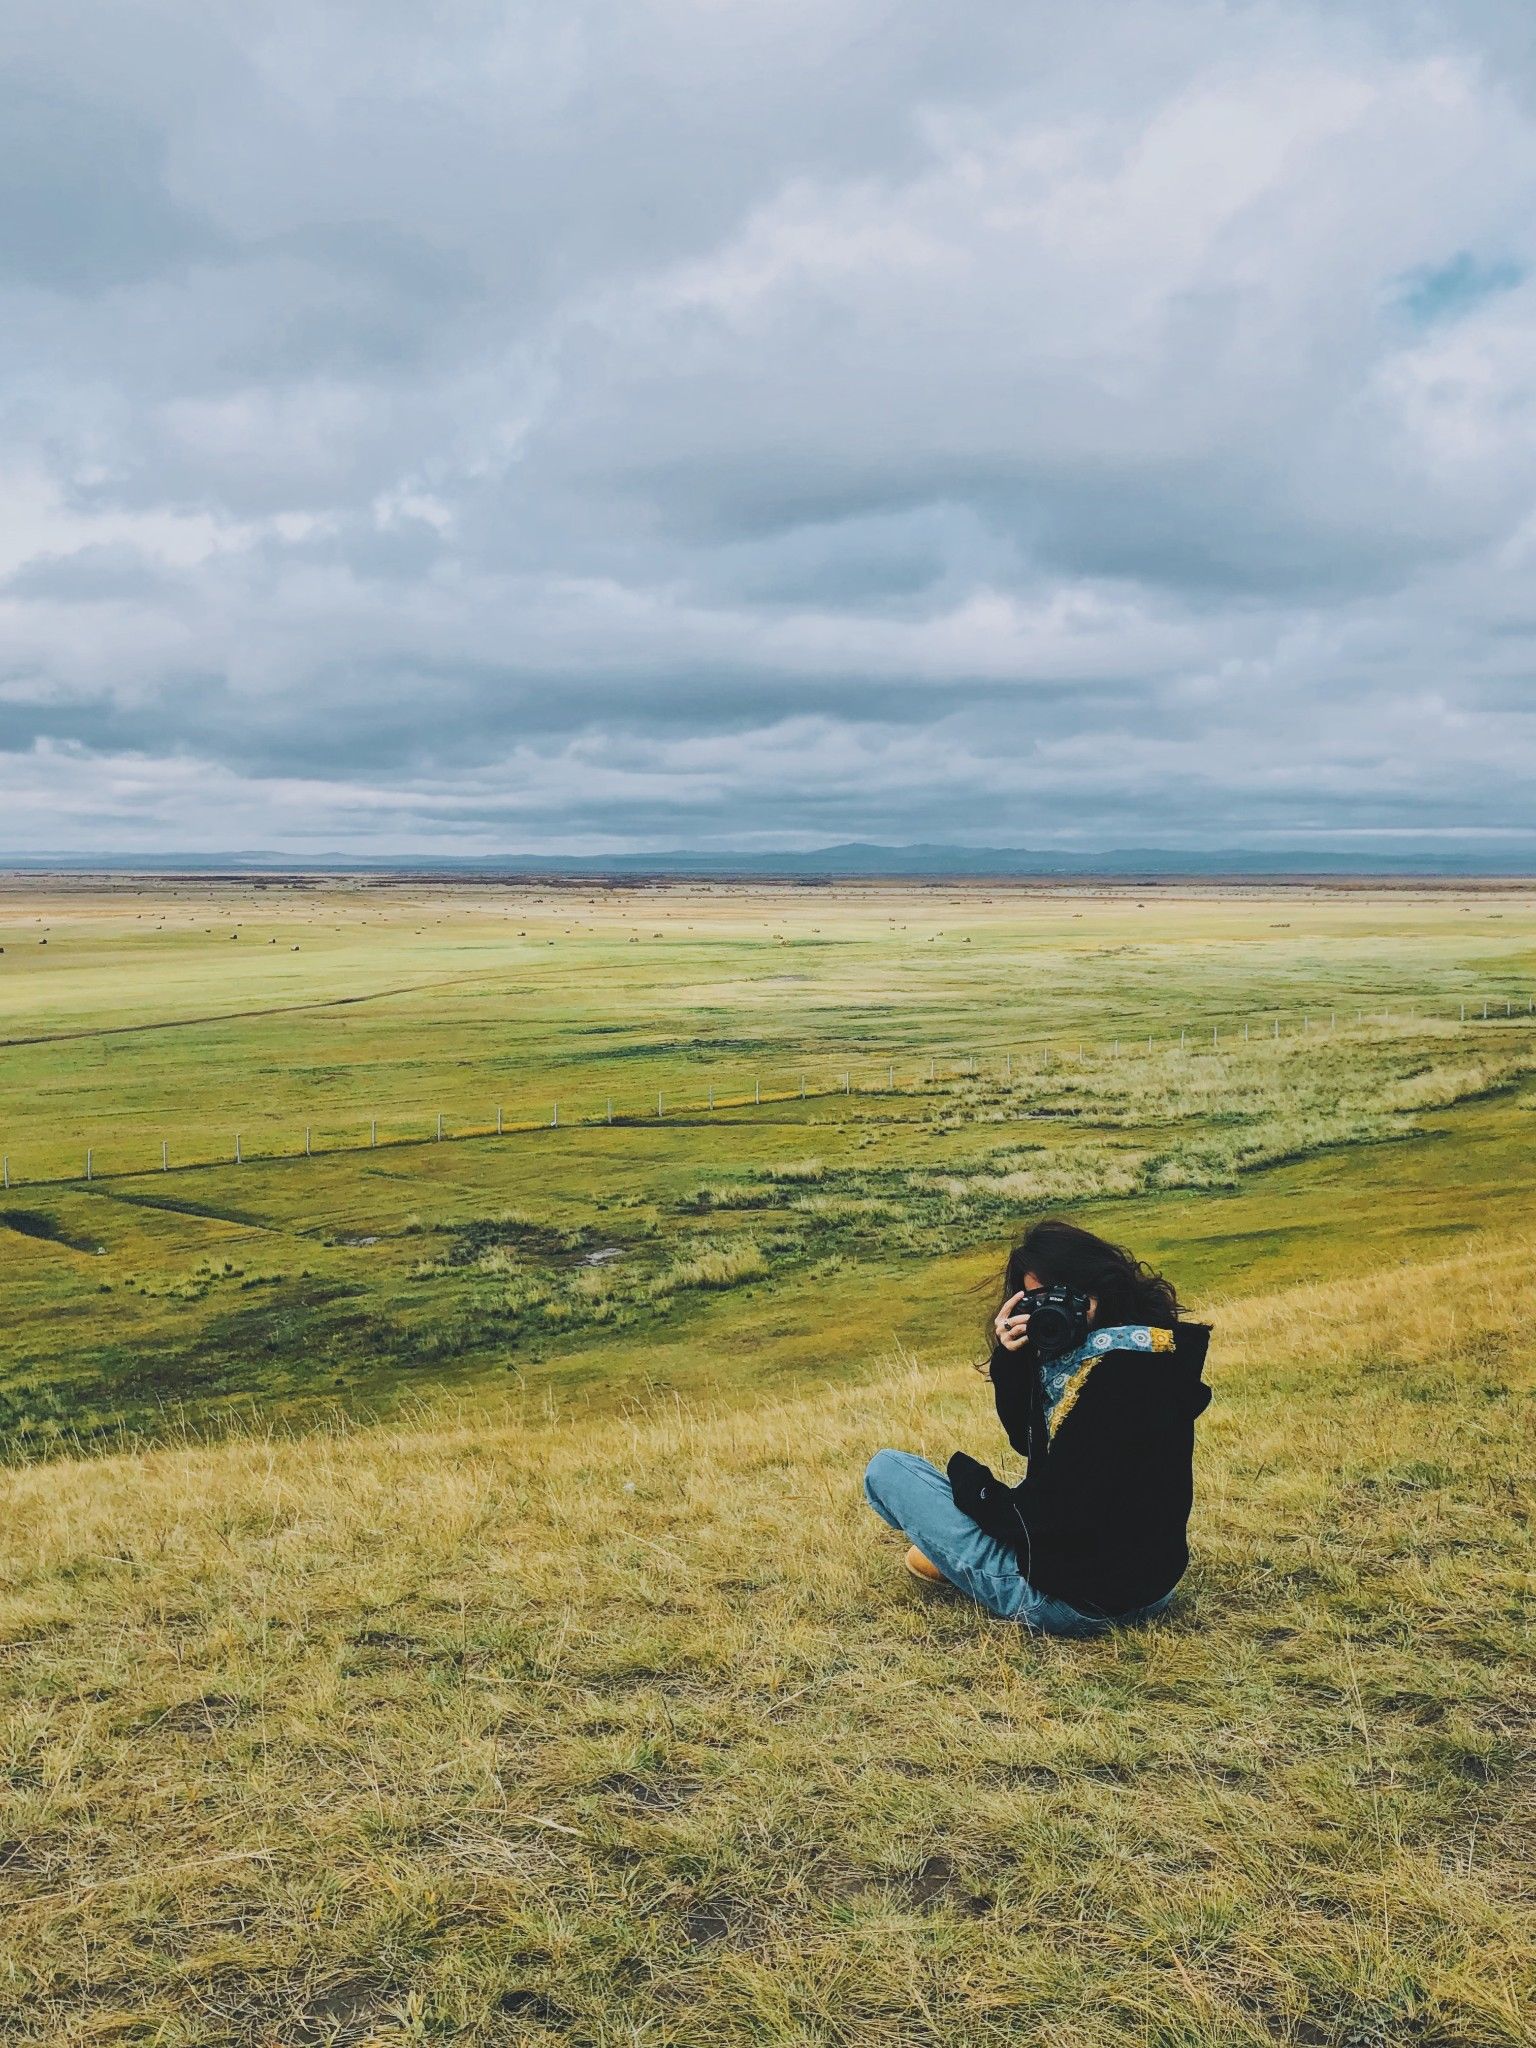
994;1290;1032;1352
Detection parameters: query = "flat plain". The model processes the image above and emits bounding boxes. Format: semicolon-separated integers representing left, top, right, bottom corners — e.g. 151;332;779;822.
0;875;1532;2046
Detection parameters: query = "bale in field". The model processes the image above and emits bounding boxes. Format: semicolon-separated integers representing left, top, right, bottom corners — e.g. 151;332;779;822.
865;1219;1211;1634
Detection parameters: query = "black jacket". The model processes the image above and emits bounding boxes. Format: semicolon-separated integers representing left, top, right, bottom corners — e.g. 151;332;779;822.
948;1322;1212;1617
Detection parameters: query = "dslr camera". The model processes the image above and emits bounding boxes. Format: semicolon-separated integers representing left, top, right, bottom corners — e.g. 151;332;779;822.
1012;1283;1092;1360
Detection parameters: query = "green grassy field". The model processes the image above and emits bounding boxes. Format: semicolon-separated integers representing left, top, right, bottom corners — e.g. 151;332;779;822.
3;876;1531;1172
2;875;1534;1453
1;877;1533;2044
3;872;1536;1449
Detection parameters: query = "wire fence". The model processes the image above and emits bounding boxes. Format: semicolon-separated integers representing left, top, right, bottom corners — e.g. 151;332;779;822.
3;989;1533;1193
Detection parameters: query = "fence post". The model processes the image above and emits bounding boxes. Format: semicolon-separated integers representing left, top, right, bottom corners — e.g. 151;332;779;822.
552;1102;559;1128
1242;1022;1249;1041
844;1072;850;1093
657;1089;664;1119
754;1077;760;1105
2;1156;8;1190
1273;1018;1279;1039
436;1113;444;1141
86;1148;92;1181
161;1139;168;1171
235;1134;242;1164
800;1074;806;1099
371;1119;378;1147
1459;1002;1466;1022
708;1084;714;1111
607;1098;613;1123
1180;1028;1187;1048
496;1105;502;1136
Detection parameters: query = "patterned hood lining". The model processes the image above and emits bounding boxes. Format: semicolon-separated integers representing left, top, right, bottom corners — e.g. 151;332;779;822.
1040;1323;1177;1441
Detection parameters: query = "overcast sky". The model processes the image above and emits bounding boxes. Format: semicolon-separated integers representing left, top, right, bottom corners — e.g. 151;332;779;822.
4;0;1536;854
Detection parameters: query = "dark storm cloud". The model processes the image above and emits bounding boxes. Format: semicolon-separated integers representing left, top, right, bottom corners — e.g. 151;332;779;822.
2;0;1536;852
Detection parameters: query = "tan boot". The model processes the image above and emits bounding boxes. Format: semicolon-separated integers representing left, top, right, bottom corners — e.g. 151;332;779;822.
905;1544;951;1586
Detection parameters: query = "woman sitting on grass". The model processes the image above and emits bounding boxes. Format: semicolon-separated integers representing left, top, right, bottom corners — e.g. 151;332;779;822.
865;1219;1211;1634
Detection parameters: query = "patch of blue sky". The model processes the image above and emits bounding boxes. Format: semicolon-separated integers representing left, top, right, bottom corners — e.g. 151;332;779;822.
1396;251;1526;325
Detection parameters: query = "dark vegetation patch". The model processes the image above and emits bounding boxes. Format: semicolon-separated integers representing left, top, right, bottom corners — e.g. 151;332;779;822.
289;1973;392;2047
85;1188;280;1230
898;1853;995;1917
0;1837;41;1876
681;1895;746;1946
593;1771;701;1811
0;1278;409;1460
159;1279;375;1378
573;1032;781;1059
437;1214;600;1267
496;1987;571;2025
350;1628;420;1654
1;1208;103;1254
143;1692;247;1735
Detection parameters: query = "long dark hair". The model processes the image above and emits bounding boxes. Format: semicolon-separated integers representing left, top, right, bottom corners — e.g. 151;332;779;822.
999;1219;1181;1330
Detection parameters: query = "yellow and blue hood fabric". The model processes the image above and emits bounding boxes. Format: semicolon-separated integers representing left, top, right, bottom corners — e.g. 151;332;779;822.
1040;1323;1178;1442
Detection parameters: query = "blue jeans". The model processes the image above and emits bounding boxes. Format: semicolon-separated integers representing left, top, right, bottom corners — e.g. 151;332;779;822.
863;1448;1175;1635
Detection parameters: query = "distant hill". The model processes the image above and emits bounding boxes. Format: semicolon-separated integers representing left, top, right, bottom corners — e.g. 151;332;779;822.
3;842;1535;877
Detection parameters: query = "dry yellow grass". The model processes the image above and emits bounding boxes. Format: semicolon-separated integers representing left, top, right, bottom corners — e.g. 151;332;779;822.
1;1236;1533;2045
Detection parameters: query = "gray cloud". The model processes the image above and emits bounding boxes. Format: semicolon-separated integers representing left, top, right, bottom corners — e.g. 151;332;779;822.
2;0;1536;853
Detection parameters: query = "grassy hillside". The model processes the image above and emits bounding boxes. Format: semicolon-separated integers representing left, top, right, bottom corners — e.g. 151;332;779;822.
2;1236;1532;2046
